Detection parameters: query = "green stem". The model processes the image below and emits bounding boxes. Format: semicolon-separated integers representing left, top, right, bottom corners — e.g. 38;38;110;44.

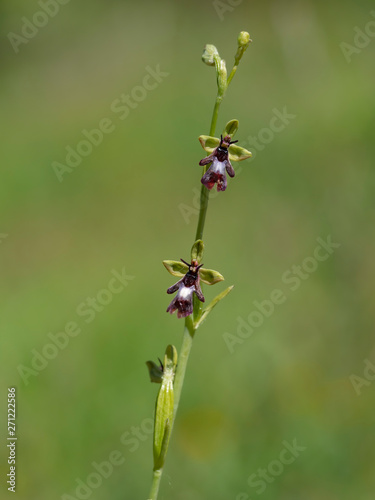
209;96;222;137
147;324;195;500
172;321;195;420
148;469;162;500
148;45;243;500
226;62;239;87
195;184;209;242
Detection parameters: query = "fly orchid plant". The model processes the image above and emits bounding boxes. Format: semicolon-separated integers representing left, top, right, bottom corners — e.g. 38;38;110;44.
146;31;252;500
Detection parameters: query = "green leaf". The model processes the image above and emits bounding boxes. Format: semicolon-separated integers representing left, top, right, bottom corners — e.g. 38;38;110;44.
163;260;188;277
191;239;204;263
198;135;220;154
224;119;239;138
228;144;252;162
199;267;224;285
195;286;234;329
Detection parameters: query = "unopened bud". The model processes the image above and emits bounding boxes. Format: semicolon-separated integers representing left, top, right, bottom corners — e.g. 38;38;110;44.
217;59;227;96
238;31;251;48
235;31;252;63
202;44;219;66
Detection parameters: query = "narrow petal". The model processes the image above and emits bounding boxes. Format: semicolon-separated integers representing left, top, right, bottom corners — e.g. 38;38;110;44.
194;280;205;302
167;282;180;294
225;159;235;178
199;153;215;166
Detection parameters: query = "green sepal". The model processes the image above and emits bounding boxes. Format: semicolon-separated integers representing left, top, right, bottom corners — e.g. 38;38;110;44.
146;361;163;383
195;285;234;329
191;239;204;263
228;144;252;162
199;134;251;162
199;267;224;285
163;258;223;285
163;260;188;277
153;345;177;471
224;119;239;138
198;135;220;154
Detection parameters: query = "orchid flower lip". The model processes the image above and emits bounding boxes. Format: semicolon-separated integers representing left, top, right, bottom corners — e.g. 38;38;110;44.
179;285;194;298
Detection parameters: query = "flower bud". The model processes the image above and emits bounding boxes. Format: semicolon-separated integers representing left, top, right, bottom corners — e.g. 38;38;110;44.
202;44;219;66
238;31;251;48
217;59;227;97
235;31;252;64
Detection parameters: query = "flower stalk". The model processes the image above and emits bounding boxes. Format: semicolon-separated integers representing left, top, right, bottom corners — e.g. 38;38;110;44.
147;31;252;500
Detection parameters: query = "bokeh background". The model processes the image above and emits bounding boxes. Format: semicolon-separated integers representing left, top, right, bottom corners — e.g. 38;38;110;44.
1;0;375;499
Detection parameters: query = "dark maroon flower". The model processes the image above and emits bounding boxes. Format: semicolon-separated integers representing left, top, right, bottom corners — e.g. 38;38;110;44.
166;259;205;318
199;135;237;191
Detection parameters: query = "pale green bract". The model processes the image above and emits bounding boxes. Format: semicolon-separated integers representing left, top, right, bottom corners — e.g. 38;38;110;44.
153;345;177;471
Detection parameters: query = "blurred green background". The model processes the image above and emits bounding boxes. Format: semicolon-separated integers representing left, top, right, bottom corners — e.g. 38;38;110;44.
1;0;375;499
